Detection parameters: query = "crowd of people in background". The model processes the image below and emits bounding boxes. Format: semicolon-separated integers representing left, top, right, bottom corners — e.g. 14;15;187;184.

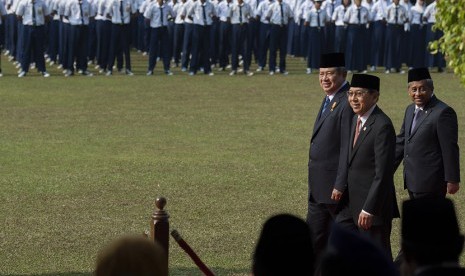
0;0;446;77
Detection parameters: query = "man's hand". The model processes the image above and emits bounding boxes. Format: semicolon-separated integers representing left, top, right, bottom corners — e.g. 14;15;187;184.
358;211;373;230
447;182;460;194
331;188;342;201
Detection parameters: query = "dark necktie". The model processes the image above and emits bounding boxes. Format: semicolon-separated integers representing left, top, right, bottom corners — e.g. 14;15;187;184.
353;117;362;147
357;8;361;24
317;10;320;28
79;1;84;25
322;96;330;114
160;6;164;26
395;6;398;24
280;3;284;25
331;1;334;16
32;1;36;26
411;109;424;133
202;4;207;25
120;0;124;24
239;5;242;24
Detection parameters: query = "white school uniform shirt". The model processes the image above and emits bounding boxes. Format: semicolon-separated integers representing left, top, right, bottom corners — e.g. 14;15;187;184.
172;1;184;23
187;0;216;25
5;0;17;14
95;0;108;19
385;3;407;25
321;0;340;18
229;1;250;23
48;0;60;19
409;3;424;25
285;0;299;18
105;0;133;24
58;0;71;22
144;1;174;27
295;0;312;21
245;0;260;15
254;0;272;23
16;0;49;25
332;4;346;26
423;0;436;23
370;0;390;21
305;6;327;27
134;0;143;10
180;0;194;23
266;0;291;25
399;0;410;30
138;0;151;13
0;0;6;24
344;4;369;24
65;0;93;25
216;0;231;21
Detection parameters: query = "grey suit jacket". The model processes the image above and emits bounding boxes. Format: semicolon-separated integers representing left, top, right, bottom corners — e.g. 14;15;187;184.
308;82;354;204
346;106;400;225
395;95;460;194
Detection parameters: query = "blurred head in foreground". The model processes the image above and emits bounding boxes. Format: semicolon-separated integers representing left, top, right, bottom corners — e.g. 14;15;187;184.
95;235;167;276
401;197;464;268
252;214;315;276
321;223;399;276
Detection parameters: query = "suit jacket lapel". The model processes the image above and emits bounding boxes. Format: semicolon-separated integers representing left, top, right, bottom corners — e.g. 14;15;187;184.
349;107;377;164
409;96;437;138
312;83;349;140
349;115;357;157
405;104;415;136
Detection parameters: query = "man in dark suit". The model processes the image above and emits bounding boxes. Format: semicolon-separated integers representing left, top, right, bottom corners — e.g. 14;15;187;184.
337;74;399;258
307;52;354;269
395;68;460;199
401;197;465;276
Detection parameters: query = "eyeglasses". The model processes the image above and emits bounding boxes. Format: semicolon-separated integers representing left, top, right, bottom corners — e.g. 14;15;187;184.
347;91;369;98
409;87;430;94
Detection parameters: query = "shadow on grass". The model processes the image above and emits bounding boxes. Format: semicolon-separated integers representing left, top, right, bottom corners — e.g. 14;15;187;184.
0;267;250;276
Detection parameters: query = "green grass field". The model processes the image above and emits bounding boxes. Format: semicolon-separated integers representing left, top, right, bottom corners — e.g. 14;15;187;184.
1;53;464;276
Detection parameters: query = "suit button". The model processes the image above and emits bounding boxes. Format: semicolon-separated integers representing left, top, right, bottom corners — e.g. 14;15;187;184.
406;154;409;158
309;159;312;162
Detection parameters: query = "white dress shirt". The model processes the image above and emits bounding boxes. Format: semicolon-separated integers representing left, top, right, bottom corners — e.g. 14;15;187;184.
255;0;272;23
65;0;94;25
16;0;50;25
187;0;216;25
385;3;407;25
144;2;174;27
266;0;292;25
423;1;436;23
305;6;328;27
105;0;133;24
216;0;231;21
229;2;251;24
344;4;369;24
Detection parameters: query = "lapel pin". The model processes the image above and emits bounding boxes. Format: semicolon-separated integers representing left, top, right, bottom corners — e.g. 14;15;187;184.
363;127;367;131
330;102;337;112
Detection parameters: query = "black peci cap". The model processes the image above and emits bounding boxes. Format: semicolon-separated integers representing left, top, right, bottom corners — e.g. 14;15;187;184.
320;52;345;68
408;67;432;82
350;74;380;91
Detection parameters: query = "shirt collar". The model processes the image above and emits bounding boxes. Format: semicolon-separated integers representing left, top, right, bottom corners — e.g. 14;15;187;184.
358;104;377;126
326;81;348;101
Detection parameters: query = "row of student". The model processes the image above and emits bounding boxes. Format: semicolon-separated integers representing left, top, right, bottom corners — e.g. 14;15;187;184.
300;0;444;74
0;0;446;77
